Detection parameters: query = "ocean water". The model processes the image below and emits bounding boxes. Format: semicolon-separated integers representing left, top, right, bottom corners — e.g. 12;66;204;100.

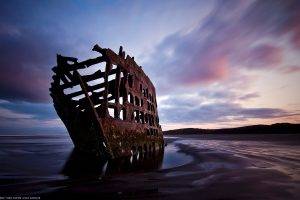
0;133;299;199
0;134;191;195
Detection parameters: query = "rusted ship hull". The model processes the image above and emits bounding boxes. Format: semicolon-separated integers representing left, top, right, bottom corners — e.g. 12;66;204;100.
50;45;163;158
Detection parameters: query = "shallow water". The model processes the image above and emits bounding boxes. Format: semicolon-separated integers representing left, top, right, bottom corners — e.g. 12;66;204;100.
175;134;300;179
167;134;300;199
0;133;299;199
0;134;191;192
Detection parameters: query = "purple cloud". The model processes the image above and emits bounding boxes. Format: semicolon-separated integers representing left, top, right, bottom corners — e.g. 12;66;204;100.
0;100;64;134
239;93;260;101
159;97;295;124
0;24;69;103
280;65;300;74
241;44;283;69
144;0;300;93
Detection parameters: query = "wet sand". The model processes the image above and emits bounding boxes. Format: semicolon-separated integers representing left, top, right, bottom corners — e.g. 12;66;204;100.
0;134;300;199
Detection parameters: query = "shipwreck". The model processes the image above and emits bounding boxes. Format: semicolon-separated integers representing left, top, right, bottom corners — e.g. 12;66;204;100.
50;44;164;158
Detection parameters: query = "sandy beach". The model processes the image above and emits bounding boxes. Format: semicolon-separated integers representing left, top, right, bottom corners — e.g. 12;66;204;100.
0;133;299;199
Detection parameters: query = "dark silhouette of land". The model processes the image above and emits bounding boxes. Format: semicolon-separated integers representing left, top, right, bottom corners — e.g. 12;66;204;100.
163;123;300;135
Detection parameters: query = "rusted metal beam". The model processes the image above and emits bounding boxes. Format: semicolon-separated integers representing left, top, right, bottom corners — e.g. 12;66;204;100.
50;44;164;158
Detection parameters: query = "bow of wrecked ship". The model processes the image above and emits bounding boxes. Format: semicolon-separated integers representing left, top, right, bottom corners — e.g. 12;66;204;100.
49;45;163;159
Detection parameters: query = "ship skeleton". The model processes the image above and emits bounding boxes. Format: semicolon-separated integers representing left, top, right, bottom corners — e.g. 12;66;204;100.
50;44;164;158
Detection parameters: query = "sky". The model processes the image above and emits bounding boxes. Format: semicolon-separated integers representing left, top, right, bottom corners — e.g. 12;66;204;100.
0;0;299;134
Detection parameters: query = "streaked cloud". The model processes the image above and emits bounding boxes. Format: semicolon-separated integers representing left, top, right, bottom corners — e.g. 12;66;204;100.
144;0;300;92
280;65;300;74
159;95;296;124
0;99;63;133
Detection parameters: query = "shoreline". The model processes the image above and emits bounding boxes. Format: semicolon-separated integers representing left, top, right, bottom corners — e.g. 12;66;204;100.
42;134;300;199
0;134;299;199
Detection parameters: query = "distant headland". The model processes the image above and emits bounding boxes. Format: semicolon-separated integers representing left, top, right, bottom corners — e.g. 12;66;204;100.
163;123;300;135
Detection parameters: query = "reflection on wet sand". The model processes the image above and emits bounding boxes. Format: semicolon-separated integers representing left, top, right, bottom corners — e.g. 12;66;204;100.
62;148;164;179
1;134;299;199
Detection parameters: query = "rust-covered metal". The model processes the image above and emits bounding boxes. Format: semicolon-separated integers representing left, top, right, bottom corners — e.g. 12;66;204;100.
50;44;163;158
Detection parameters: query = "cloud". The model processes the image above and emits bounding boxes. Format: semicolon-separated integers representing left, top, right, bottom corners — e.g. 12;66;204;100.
159;96;295;124
238;107;291;119
198;90;237;101
238;0;300;49
159;88;245;109
280;65;300;74
0;117;64;134
144;0;300;93
0;99;64;132
238;93;260;101
0;24;21;37
241;44;283;69
0;107;32;120
0;100;57;120
0;24;65;103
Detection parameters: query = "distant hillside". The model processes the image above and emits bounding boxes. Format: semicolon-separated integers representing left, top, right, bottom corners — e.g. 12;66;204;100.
163;123;300;135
